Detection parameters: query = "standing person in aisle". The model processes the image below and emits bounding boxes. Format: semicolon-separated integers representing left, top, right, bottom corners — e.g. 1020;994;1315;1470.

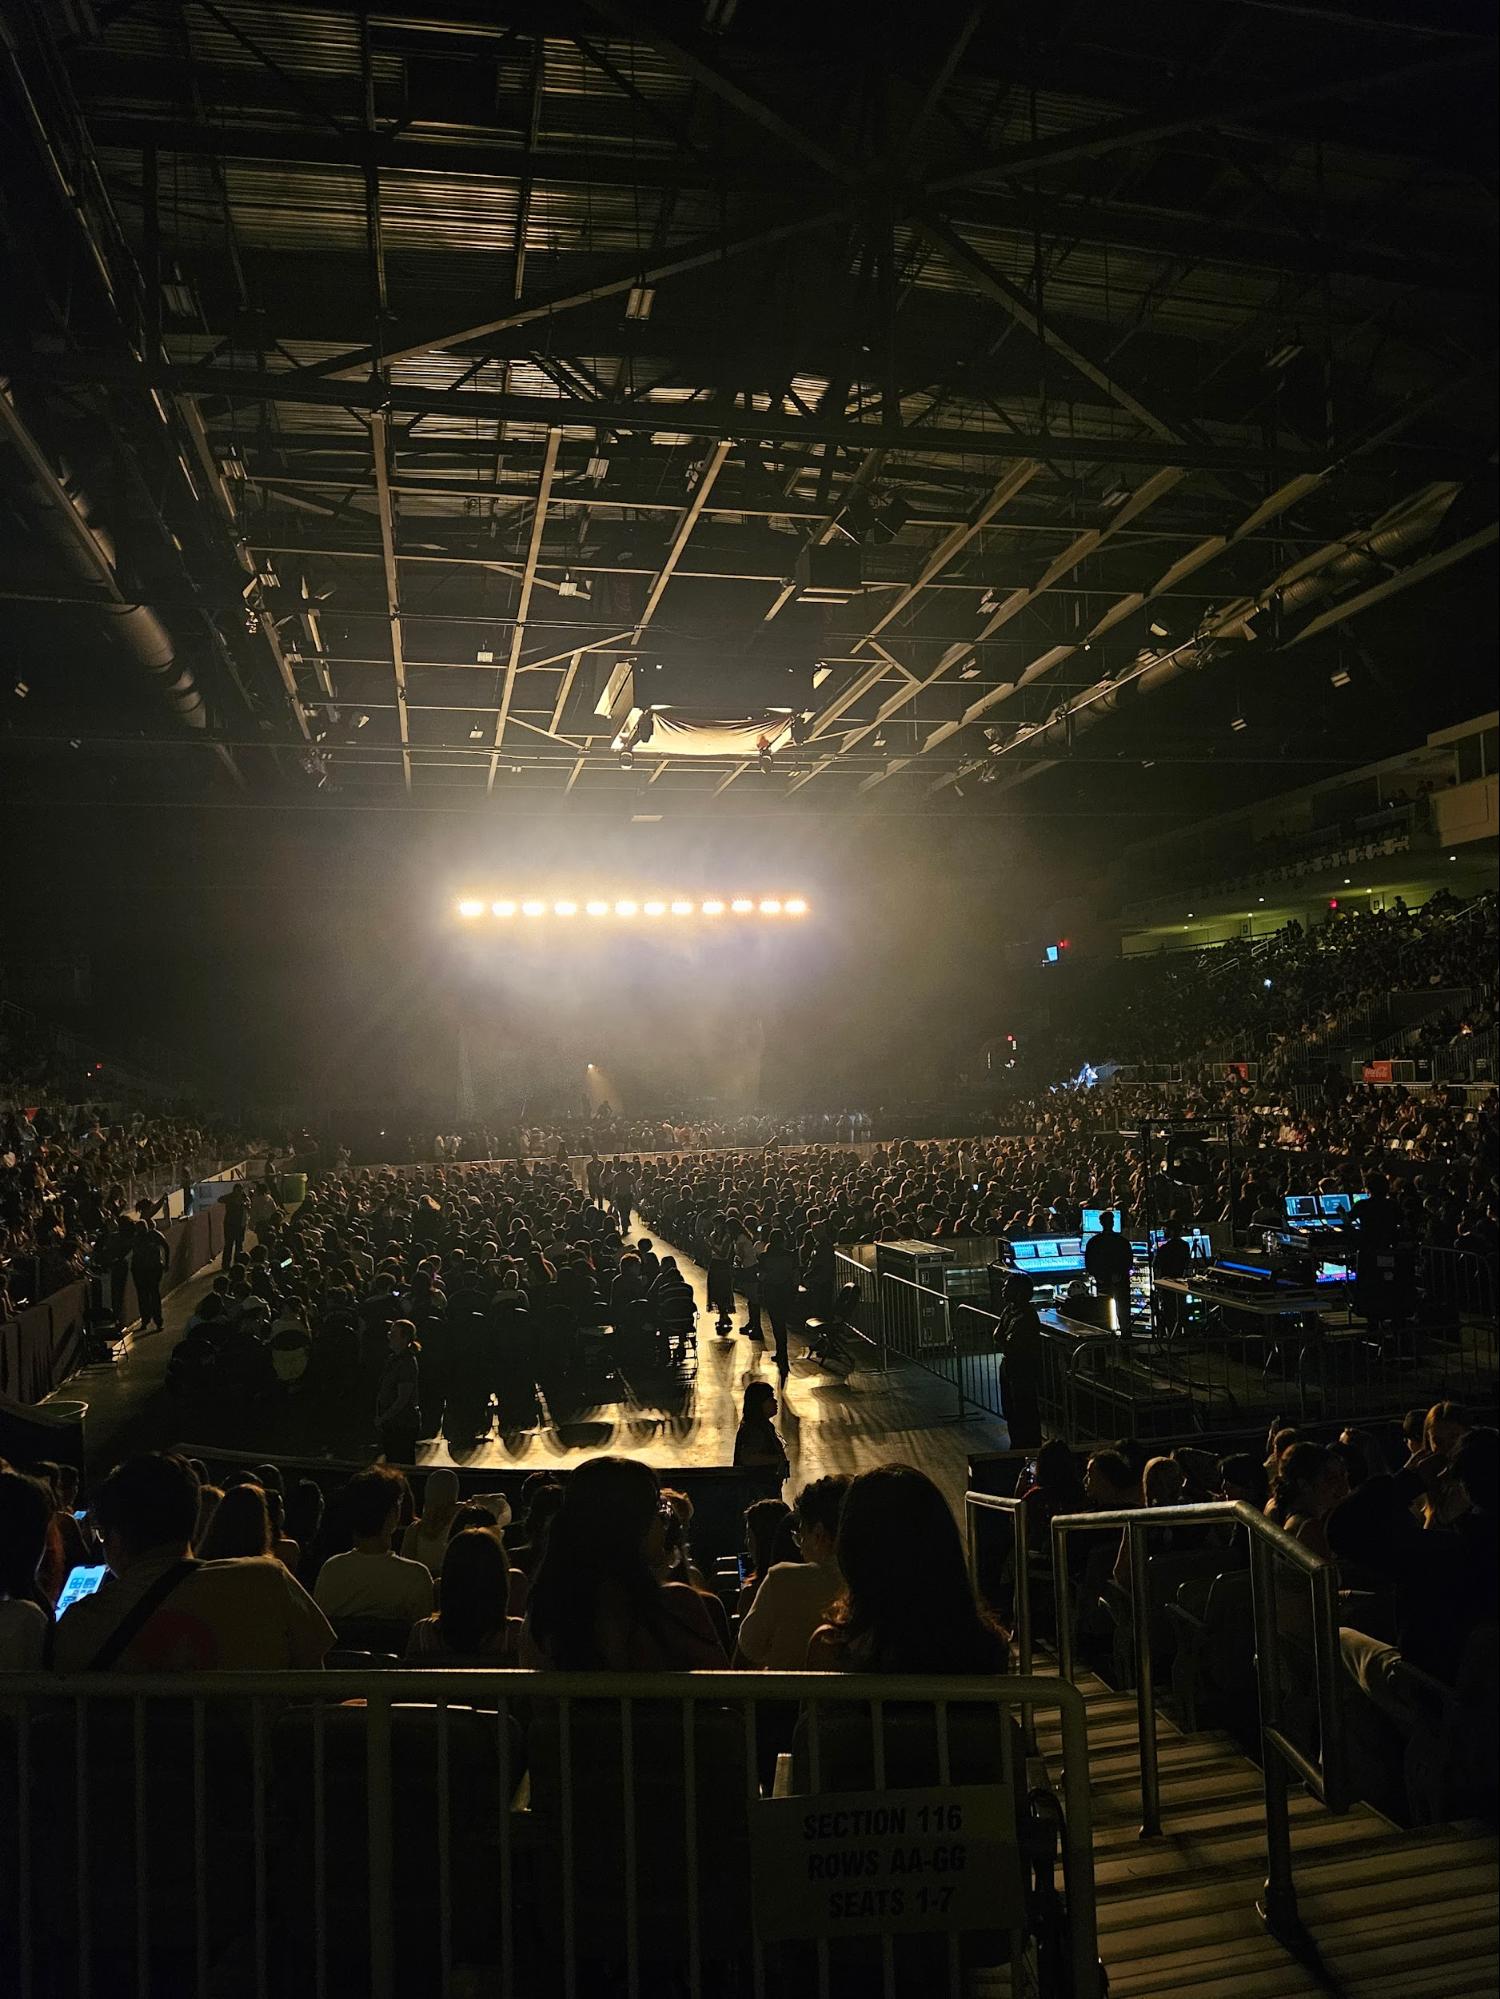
129;1211;171;1334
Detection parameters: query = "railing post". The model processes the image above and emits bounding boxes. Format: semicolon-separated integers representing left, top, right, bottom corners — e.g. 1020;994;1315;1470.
1312;1563;1348;1815
1129;1520;1161;1838
1052;1519;1075;1685
1249;1531;1300;1942
1011;1504;1032;1682
365;1687;395;1999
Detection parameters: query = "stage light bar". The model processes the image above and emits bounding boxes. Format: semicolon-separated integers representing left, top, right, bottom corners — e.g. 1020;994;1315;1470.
454;893;811;921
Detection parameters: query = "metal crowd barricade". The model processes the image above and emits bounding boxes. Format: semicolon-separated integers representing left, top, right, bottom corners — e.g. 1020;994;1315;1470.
832;1247;884;1368
963;1492;1033;1682
2;1667;1101;1999
1048;1500;1347;1942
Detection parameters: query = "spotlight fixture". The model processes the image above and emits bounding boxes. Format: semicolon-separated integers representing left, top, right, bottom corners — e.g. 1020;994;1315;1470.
618;749;635;769
586;900;610;917
521;900;546;916
468;724;484;740
670;899;694;916
731;898;754;914
615;900;638;917
784;898;808;916
1149;620;1171;640
759;898;783;915
643;899;667;917
701;899;725;916
811;665;832;690
354;711;371;728
586;455;610;483
493;900;517;917
625;283;656;321
457;899;485;919
477;646;495;664
959;663;980;680
758;751;774;775
554;901;578;916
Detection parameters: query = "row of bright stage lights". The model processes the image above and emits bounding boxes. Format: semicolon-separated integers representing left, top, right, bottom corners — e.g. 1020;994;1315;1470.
455;896;810;920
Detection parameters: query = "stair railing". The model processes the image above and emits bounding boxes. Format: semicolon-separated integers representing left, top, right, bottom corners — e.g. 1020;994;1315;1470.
1045;1499;1346;1946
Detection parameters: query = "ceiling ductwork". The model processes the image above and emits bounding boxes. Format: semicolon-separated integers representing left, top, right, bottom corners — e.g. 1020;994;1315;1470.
974;482;1465;794
0;382;207;731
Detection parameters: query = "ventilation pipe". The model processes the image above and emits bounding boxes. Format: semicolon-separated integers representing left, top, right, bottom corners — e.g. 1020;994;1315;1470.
980;481;1461;795
0;381;207;728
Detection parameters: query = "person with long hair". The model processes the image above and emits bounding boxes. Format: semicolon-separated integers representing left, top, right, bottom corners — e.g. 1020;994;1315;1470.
521;1456;726;1670
1021;1438;1088;1555
735;1497;792;1619
0;1469;54;1668
197;1482;274;1562
1112;1453;1185;1588
733;1382;788;1496
1267;1442;1347;1560
807;1465;1005;1675
405;1527;520;1664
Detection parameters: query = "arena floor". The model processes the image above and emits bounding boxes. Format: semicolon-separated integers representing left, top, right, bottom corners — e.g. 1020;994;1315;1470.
50;1229;1011;1514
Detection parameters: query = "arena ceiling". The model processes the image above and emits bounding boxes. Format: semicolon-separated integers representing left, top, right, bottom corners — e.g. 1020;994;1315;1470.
0;0;1495;816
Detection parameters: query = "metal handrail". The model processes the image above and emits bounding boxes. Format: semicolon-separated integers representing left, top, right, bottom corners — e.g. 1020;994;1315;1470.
1048;1498;1346;1943
963;1492;1033;1680
7;1666;1102;1999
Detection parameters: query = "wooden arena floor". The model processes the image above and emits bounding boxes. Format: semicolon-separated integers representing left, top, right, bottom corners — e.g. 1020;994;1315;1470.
49;1228;1010;1513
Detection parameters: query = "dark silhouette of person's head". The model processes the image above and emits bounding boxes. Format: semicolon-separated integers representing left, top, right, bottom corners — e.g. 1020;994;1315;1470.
343;1466;407;1545
436;1527;511;1654
828;1464;1003;1674
94;1454;199;1567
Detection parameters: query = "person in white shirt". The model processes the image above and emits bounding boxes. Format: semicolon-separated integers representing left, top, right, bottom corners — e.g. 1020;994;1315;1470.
736;1474;849;1669
313;1466;434;1628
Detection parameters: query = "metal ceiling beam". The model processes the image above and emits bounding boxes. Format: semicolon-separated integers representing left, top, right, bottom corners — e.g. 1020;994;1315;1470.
280;210;845;382
901;469;1339;793
550;649;584;735
630;438;732;641
580;0;860;186
175;395;313;753
89;118;1473;291
925;48;1483;198
802;458;1043;745
913;211;1184;443
105;362;1323;470
488;425;561;790
369;413;411;790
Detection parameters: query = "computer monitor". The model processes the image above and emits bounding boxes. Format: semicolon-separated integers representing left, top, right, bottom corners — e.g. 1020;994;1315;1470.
1318;1193;1352;1220
1082;1208;1125;1235
1315;1260;1353;1286
1056;1238;1084;1260
1284;1195;1319;1222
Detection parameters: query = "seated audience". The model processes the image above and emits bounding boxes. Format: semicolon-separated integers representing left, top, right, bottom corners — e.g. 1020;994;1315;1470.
521;1456;725;1670
52;1454;332;1670
734;1496;793;1620
405;1527;521;1665
196;1481;275;1562
737;1476;849;1669
807;1465;1006;1674
312;1466;434;1628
